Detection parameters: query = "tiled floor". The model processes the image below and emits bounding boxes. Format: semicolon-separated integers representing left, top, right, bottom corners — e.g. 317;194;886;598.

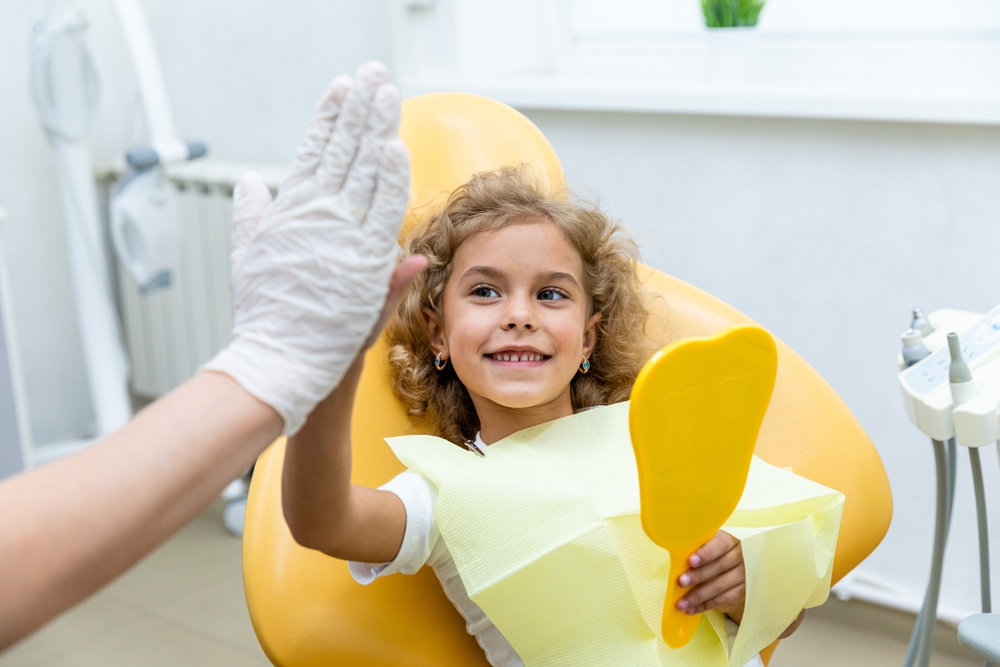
0;500;984;666
772;600;980;667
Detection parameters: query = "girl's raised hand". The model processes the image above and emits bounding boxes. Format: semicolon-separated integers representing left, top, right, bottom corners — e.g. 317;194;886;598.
675;530;746;623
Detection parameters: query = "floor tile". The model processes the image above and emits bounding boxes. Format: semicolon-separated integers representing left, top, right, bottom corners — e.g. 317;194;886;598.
24;616;269;667
770;613;980;667
153;564;267;660
96;501;243;614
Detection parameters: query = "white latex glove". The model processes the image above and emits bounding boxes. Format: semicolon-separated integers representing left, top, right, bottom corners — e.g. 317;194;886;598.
203;61;410;435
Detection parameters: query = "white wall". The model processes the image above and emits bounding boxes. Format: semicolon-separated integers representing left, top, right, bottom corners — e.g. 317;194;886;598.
523;108;1000;619
0;0;392;445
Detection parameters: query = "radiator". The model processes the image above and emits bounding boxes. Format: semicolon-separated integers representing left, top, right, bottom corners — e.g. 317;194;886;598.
99;160;285;398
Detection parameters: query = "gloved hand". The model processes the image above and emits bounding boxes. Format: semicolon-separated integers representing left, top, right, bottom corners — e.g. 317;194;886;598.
203;61;411;435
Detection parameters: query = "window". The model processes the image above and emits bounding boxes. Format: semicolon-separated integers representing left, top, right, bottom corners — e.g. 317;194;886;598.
393;0;1000;123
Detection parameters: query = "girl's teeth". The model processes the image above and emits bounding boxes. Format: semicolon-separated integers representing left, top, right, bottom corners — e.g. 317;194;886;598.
493;353;543;361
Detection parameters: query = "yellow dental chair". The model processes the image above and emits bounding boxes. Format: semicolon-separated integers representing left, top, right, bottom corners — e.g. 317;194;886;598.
242;93;893;667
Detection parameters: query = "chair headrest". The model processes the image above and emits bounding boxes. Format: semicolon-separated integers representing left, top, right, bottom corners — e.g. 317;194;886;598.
399;93;566;235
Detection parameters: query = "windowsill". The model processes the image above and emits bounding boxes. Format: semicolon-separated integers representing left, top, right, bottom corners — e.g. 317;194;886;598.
398;34;1000;126
402;76;1000;125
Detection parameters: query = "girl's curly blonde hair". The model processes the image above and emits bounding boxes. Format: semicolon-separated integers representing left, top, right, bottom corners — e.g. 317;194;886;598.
385;166;653;446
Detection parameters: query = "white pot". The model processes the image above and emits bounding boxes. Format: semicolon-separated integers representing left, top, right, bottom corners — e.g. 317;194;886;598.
706;27;758;84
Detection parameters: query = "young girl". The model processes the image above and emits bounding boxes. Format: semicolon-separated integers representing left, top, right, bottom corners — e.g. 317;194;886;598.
283;167;837;666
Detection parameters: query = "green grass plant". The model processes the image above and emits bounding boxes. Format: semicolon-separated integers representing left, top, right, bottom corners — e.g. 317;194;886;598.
701;0;765;27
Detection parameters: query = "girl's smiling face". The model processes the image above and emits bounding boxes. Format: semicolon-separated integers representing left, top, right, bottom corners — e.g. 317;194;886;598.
425;220;601;439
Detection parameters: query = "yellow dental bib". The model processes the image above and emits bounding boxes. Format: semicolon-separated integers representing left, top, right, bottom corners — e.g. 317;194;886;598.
386;402;844;667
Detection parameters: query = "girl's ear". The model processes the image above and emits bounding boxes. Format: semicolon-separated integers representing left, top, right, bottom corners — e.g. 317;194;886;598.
582;312;602;358
423;307;450;358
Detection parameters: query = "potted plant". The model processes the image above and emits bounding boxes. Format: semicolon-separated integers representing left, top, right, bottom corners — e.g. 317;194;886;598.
701;0;765;82
701;0;766;28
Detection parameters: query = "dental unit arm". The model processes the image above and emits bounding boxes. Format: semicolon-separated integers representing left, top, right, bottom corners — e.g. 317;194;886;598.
114;0;207;171
897;306;1000;667
110;0;208;292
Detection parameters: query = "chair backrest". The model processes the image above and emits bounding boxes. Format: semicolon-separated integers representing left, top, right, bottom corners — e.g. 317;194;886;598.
242;94;893;667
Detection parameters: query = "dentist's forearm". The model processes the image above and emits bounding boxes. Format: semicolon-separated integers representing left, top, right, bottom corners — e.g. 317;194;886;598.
0;371;281;649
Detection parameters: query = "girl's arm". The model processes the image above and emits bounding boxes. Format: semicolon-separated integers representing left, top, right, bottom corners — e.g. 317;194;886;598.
281;256;426;564
282;358;406;563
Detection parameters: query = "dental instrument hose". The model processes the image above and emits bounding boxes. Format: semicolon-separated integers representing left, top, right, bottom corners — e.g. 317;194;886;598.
917;438;958;667
948;439;957;522
918;438;958;667
30;12;101;141
969;446;993;667
899;317;954;667
29;11;109;285
945;332;992;667
903;438;954;667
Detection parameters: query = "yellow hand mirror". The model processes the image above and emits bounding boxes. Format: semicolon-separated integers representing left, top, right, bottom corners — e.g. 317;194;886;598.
629;325;777;649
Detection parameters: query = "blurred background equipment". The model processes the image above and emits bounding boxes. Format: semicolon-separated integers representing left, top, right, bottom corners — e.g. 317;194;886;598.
108;0;204;294
97;160;284;400
897;307;1000;666
106;0;284;537
30;0;132;460
0;207;33;481
29;0;284;536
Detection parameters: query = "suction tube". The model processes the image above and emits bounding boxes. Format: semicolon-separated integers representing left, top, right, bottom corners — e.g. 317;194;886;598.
969;447;993;667
902;438;953;667
948;439;957;522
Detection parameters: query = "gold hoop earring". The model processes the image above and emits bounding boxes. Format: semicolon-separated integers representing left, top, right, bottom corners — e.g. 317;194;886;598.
579;357;591;374
434;354;449;371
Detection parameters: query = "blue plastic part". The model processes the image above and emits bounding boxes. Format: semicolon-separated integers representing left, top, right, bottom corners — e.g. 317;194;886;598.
958;614;1000;664
124;140;207;170
137;269;172;294
125;146;159;170
185;140;207;160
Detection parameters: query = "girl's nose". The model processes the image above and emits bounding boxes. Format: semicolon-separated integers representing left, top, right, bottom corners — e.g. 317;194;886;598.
503;295;535;330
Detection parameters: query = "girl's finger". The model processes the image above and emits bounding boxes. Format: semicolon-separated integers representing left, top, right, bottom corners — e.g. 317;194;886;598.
687;530;739;568
686;582;746;615
678;563;745;611
678;543;741;588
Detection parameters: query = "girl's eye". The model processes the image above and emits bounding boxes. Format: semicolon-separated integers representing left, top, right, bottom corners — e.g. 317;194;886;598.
538;289;567;301
472;285;499;299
